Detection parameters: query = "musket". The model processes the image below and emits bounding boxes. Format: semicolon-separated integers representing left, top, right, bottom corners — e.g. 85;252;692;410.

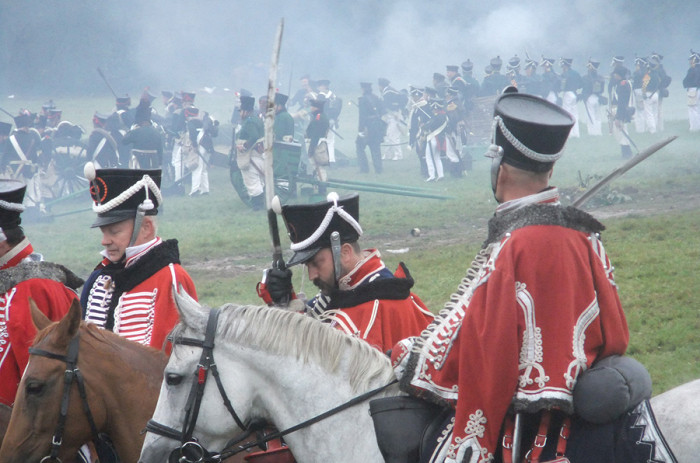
606;108;639;153
97;67;119;99
264;19;286;271
572;135;677;208
0;107;15;119
329;126;344;140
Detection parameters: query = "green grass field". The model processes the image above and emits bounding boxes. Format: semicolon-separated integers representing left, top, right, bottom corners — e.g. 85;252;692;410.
21;95;700;394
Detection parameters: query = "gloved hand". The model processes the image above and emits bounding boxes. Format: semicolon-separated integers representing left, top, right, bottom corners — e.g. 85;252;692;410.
266;267;294;304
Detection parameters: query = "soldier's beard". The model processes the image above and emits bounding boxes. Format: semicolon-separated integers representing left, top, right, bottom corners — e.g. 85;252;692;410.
313;277;335;295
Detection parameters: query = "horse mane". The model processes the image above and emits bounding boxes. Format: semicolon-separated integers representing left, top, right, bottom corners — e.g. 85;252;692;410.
171;301;395;393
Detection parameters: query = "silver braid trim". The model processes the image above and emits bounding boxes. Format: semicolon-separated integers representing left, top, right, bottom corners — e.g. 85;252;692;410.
493;115;565;163
410;242;498;357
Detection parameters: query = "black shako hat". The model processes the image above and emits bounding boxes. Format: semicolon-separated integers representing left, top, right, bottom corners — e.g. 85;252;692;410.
116;96;131;108
134;98;152;124
282;193;362;267
84;163;162;228
492;89;574;172
0;121;12;137
0;179;26;231
274;93;289;106
239;95;256;112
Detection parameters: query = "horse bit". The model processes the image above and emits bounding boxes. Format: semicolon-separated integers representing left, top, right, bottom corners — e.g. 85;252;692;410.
28;334;116;463
145;307;397;463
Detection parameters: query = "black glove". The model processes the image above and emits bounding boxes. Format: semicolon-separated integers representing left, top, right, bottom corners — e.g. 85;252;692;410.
266;267;293;304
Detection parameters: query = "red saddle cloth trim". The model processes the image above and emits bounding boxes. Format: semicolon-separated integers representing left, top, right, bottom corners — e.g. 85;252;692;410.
243;437;295;463
502;412;571;463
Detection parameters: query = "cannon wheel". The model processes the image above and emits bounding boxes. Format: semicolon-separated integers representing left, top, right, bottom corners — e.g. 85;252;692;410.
50;140;89;198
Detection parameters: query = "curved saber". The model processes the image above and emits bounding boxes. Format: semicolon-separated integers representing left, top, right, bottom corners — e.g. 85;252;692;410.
264;19;285;270
572;135;677;208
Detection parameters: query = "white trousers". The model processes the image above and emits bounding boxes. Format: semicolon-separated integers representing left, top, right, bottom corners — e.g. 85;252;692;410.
426;138;444;180
584;95;602;136
562;91;580;138
326;126;336;163
688;88;700;131
383;111;403;160
190;146;210;194
241;153;265;197
642;92;659;134
633;89;647;133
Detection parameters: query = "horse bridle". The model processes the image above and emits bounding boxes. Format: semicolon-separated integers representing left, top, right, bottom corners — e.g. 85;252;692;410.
145;307;397;463
28;334;116;463
145;307;256;463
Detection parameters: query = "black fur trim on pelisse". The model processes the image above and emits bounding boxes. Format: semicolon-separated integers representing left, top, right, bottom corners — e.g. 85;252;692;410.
103;239;181;331
0;261;85;293
485;204;605;246
326;262;415;310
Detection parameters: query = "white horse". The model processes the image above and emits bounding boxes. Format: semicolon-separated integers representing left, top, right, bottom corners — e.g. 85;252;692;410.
650;378;700;462
139;290;698;463
139;290;399;463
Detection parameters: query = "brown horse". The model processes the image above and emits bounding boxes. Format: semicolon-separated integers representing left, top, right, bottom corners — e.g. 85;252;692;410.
0;299;167;463
0;404;11;448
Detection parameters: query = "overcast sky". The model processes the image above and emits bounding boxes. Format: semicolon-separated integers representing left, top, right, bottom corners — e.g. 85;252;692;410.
0;0;697;99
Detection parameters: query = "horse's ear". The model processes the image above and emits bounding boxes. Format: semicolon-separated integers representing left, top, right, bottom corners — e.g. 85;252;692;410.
29;298;52;331
173;284;204;330
54;299;82;340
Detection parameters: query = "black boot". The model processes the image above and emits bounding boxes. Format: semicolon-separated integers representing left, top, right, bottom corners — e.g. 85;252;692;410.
250;193;265;211
621;145;633;159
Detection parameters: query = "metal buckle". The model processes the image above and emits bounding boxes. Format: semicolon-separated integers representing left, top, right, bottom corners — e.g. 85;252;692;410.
178;440;205;463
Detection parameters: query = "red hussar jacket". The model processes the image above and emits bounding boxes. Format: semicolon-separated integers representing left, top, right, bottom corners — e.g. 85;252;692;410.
307;249;434;353
393;191;629;463
0;240;81;405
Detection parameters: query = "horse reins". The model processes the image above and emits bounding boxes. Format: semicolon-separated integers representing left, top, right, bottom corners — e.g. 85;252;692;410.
145;307;254;463
28;334;112;463
145;307;398;463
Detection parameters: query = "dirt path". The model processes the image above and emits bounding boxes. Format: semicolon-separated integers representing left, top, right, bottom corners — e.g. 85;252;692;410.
186;190;700;275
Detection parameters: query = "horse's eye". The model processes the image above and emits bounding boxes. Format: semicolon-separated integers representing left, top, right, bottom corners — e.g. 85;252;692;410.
25;380;45;395
166;373;184;386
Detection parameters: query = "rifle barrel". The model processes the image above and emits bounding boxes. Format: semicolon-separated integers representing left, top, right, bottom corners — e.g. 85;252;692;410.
322;176;438;193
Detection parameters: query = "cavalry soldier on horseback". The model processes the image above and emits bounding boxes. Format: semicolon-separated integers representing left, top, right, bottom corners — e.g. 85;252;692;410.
0;179;82;406
260;192;433;353
81;164;197;348
392;89;676;462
